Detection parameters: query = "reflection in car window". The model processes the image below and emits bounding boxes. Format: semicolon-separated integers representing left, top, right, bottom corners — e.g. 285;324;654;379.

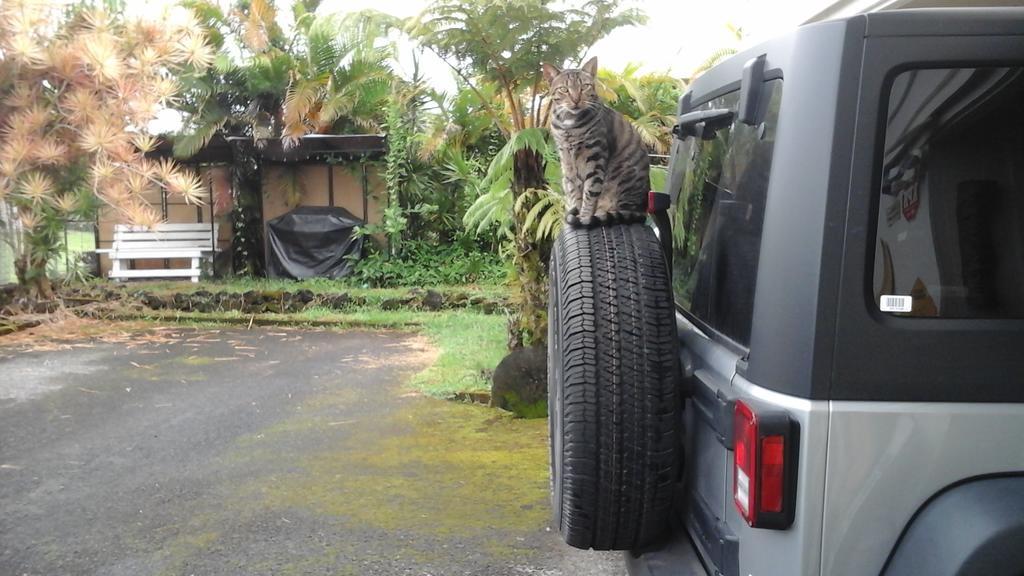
874;68;1024;319
669;80;782;346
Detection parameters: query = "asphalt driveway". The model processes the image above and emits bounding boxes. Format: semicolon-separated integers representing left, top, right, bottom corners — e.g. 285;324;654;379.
0;328;624;576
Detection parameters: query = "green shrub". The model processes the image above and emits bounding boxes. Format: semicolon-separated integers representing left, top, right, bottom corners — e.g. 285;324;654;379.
350;240;508;288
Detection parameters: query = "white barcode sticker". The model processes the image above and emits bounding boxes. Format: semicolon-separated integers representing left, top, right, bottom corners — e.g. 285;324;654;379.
880;295;913;312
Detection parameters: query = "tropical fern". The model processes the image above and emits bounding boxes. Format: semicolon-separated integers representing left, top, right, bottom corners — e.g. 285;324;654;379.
463;182;513;237
517;187;564;243
464;126;565;239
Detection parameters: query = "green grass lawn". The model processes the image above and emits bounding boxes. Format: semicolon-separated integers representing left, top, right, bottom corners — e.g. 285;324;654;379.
55;277;512;401
90;282;510;400
413;311;507;397
0;240;13;285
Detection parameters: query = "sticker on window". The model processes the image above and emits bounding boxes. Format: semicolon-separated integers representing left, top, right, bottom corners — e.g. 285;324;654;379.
880;295;913;313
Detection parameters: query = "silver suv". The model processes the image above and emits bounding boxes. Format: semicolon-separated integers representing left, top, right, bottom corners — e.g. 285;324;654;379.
547;8;1024;576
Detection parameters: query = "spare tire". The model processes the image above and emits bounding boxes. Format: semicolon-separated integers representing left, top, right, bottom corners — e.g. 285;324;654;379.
548;222;681;551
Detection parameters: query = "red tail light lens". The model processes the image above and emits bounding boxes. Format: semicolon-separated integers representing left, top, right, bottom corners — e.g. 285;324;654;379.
733;399;797;529
733;400;758;521
760;435;785;513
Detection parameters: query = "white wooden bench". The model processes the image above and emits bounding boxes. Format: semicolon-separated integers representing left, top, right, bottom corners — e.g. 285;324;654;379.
96;223;219;283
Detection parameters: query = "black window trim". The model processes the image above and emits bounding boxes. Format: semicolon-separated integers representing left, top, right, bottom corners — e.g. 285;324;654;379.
830;32;1024;403
681;69;784;114
866;59;1024;331
676;303;750;357
671;75;784;358
673;87;750;357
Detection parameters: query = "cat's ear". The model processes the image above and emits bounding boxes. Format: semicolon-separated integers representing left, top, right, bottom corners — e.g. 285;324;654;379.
581;56;598;77
542;63;561;83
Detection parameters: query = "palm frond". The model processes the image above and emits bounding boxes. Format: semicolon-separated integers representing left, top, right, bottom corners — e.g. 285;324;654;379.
630;113;669;154
173;111;226;158
463;180;513;237
520;187;563;243
692;47;737;78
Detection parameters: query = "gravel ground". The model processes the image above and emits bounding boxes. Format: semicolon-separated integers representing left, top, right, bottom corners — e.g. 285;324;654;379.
0;328;624;576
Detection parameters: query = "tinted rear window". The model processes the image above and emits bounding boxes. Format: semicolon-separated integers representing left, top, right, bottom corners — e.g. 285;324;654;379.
668;79;782;346
873;67;1024;318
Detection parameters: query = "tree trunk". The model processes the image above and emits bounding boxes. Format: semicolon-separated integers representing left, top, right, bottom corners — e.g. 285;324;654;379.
15;252;55;301
229;139;265;276
509;147;549;349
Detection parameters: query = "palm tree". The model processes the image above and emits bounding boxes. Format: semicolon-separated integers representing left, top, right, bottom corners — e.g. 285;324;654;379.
281;10;398;144
598;63;686;154
174;1;399;274
174;0;296;156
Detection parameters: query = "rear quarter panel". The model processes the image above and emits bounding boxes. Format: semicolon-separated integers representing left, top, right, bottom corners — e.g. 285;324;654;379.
821;402;1024;576
730;376;829;576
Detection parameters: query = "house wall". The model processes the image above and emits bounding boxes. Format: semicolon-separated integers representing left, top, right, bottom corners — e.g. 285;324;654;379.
95;160;385;279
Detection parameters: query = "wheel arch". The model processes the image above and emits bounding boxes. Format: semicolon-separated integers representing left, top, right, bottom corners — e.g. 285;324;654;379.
881;474;1024;576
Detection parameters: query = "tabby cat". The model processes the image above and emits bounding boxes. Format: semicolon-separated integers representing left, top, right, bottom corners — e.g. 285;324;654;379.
543;57;649;227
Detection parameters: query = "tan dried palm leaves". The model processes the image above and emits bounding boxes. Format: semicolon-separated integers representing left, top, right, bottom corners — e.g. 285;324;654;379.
32;139;69;166
80;121;127;154
4;84;39;109
176;33;215;70
18;171;55;204
79;33;123;82
165;169;206;205
5;33;47;67
60;89;101;123
131;134;159;154
90;157;118;185
151;77;179;106
53;193;80;214
241;0;274;52
152;157;178;183
125;170;152;196
121;200;162;229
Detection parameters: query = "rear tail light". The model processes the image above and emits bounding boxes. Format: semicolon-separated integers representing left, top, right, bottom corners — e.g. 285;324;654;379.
733;399;798;529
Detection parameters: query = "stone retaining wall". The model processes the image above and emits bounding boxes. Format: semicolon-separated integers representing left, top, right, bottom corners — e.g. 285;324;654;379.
54;286;507;315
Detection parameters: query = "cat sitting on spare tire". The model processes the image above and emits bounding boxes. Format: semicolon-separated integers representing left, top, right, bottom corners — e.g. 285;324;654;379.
544;56;682;552
543;57;650;227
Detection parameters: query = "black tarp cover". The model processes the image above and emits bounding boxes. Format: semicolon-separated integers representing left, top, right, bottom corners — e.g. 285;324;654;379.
265;206;363;279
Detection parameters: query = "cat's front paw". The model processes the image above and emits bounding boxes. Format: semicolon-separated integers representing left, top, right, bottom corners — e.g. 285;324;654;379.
565;213;581;226
578;216;596;227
